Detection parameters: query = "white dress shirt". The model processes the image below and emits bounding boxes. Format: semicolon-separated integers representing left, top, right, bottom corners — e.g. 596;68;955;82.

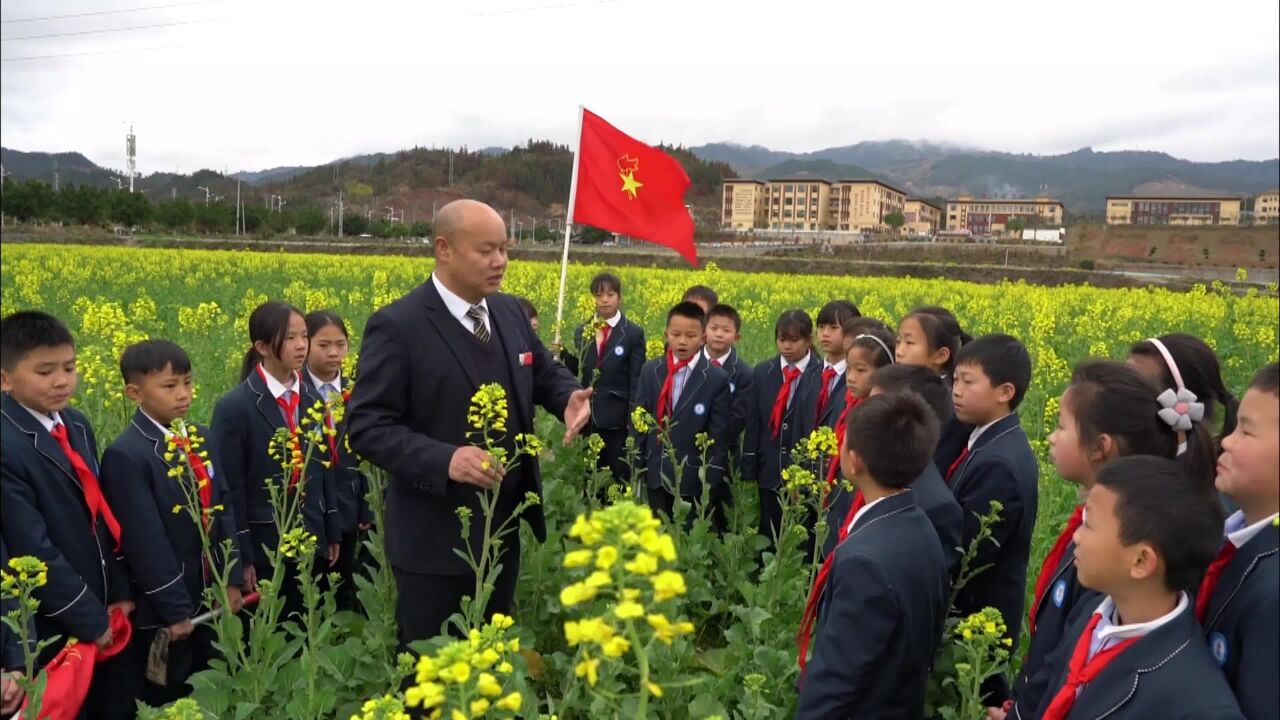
307;368;343;402
21;404;60;432
1224;510;1279;549
671;351;701;408
432;272;490;335
780;351;812;407
968;413;1013;449
1087;592;1188;661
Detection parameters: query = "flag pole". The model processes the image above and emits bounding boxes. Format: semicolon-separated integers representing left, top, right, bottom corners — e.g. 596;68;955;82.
553;104;585;348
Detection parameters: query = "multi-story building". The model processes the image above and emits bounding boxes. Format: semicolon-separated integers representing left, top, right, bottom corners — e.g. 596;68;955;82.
1104;196;1243;226
904;198;943;235
1255;189;1280;224
827;180;907;233
946;194;1065;234
765;178;831;231
720;179;768;230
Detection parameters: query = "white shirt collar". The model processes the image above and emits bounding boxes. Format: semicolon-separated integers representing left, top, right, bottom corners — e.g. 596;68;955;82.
307;368;342;397
1225;510;1278;549
602;311;622;328
968;413;1013;449
673;350;701;373
781;350;812;375
257;364;298;400
845;493;893;535
824;358;848;376
21;404;61;432
705;347;733;366
1092;592;1188;649
140;410;173;438
432;272;489;328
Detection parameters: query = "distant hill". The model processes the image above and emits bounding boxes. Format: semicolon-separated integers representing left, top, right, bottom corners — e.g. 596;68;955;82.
688;141;1279;214
1;147;119;187
231;166;312;185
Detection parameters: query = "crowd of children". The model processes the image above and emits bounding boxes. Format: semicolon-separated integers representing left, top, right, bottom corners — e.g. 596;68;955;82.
1;271;1276;719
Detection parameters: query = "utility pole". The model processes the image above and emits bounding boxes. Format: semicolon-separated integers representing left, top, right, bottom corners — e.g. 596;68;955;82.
125;123;137;193
197;185;211;205
53;159;60;192
448;149;454;187
171;187;176;201
509;208;515;241
338;189;344;237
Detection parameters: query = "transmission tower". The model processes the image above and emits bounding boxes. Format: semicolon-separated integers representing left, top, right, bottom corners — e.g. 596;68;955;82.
126;123;137;193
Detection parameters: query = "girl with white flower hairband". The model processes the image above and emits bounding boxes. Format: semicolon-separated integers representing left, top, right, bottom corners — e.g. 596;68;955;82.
1128;333;1239;468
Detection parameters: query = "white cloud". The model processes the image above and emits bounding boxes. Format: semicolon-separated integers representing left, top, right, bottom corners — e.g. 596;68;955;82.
2;0;1277;172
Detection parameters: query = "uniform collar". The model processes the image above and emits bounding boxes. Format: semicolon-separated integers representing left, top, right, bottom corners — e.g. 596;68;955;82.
307;367;342;396
1225;510;1279;549
256;364;299;400
20;403;61;432
431;271;488;326
705;347;734;366
823;358;847;375
602;311;622;328
968;412;1014;449
139;409;173;438
1093;592;1189;645
781;350;812;375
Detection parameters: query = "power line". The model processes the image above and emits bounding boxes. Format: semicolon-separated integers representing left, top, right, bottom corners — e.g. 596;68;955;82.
1;0;220;25
1;18;213;42
1;42;191;62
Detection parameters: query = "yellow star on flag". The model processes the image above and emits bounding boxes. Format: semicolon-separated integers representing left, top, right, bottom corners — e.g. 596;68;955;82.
619;170;643;200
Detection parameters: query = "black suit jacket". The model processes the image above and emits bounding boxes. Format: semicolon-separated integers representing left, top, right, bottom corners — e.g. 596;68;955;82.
0;396;130;662
1200;522;1278;720
814;364;847;431
797;490;948;719
300;373;373;534
706;347;753;479
99;411;242;630
346;280;580;576
569;315;645;431
632;356;731;497
743;353;823;489
211;372;339;571
1022;597;1245;720
945;414;1039;655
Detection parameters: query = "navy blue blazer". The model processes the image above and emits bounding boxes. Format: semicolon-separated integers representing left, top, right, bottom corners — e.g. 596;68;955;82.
1013;522;1103;709
707;347;753;478
300;372;373;534
1200;522;1278;720
346;282;580;576
568;315;645;431
98;410;243;630
814;364;847;431
1020;597;1245;720
0;395;130;662
211;371;339;573
632;356;731;497
797;490;948;720
742;353;823;490
944;414;1039;653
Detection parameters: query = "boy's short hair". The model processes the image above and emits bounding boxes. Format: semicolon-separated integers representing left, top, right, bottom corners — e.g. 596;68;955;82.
870;364;953;424
1095;455;1223;592
954;333;1032;410
514;296;538;320
846;392;940;489
817;300;861;327
1249;362;1279;394
682;285;718;307
120;340;193;384
707;303;741;332
0;311;75;370
667;301;707;327
590;272;622;295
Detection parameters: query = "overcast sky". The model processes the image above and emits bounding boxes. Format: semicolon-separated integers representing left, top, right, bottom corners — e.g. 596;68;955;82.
2;0;1277;174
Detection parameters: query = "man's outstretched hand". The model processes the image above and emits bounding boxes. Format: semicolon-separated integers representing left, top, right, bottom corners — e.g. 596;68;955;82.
563;388;594;444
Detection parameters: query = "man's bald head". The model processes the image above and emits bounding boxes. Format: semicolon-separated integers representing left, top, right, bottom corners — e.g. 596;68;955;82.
432;199;509;303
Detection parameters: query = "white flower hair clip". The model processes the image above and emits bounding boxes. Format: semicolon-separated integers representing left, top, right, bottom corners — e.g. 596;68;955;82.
1156;387;1204;432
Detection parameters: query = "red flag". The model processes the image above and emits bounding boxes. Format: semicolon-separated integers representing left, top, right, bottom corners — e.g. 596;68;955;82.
571;108;698;266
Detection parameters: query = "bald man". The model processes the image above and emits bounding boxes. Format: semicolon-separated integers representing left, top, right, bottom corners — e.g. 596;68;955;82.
347;199;592;645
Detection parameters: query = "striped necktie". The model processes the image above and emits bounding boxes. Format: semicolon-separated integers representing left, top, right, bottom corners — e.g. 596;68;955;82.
467;304;491;343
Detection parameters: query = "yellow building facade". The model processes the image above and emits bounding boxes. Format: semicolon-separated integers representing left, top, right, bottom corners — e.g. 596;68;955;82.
1255;190;1280;224
904;198;942;235
828;180;907;233
720;180;768;230
945;195;1064;233
1104;196;1242;226
764;179;832;231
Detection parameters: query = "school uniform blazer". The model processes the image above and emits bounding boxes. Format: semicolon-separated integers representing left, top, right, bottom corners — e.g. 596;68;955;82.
571;315;645;431
300;373;373;535
345;281;581;577
1013;539;1103;710
211;372;339;572
797;490;948;720
933;414;974;478
98;411;243;630
632;357;731;497
946;413;1039;652
1023;599;1245;720
0;395;130;661
1200;522;1278;720
742;354;823;490
814;367;848;431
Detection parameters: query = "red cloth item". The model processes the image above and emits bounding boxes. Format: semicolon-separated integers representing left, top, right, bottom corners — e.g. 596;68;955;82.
769;366;803;439
710;358;722;368
797;489;867;674
825;392;861;489
1195;541;1238;622
1030;504;1085;632
944;446;970;484
1041;613;1140;720
815;367;837;422
596;324;612;363
26;607;132;720
572;109;697;266
656;352;693;426
48;423;122;552
256;366;302;489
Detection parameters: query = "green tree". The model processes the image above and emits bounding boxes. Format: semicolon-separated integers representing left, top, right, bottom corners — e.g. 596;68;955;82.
342;212;369;236
154;199;195;231
1;178;56;222
57;183;108;226
409;221;432;237
108;190;152;228
1005;217;1026;236
294;208;327;236
193;201;235;233
884;211;906;234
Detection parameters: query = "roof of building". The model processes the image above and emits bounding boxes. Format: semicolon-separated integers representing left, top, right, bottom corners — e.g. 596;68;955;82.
836;178;908;196
723;178;767;185
949;197;1064;206
906;197;943;211
1105;195;1244;201
767;177;833;184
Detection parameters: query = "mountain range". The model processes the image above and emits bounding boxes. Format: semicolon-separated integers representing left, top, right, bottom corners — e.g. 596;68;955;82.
4;139;1277;217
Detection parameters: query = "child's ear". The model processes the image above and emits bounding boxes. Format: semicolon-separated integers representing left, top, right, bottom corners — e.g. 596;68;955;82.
996;381;1017;406
933;346;952;369
0;368;10;393
1093;433;1117;463
124;383;144;404
1129;542;1161;583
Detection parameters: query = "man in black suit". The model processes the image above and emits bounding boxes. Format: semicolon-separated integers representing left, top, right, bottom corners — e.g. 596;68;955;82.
346;199;592;647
